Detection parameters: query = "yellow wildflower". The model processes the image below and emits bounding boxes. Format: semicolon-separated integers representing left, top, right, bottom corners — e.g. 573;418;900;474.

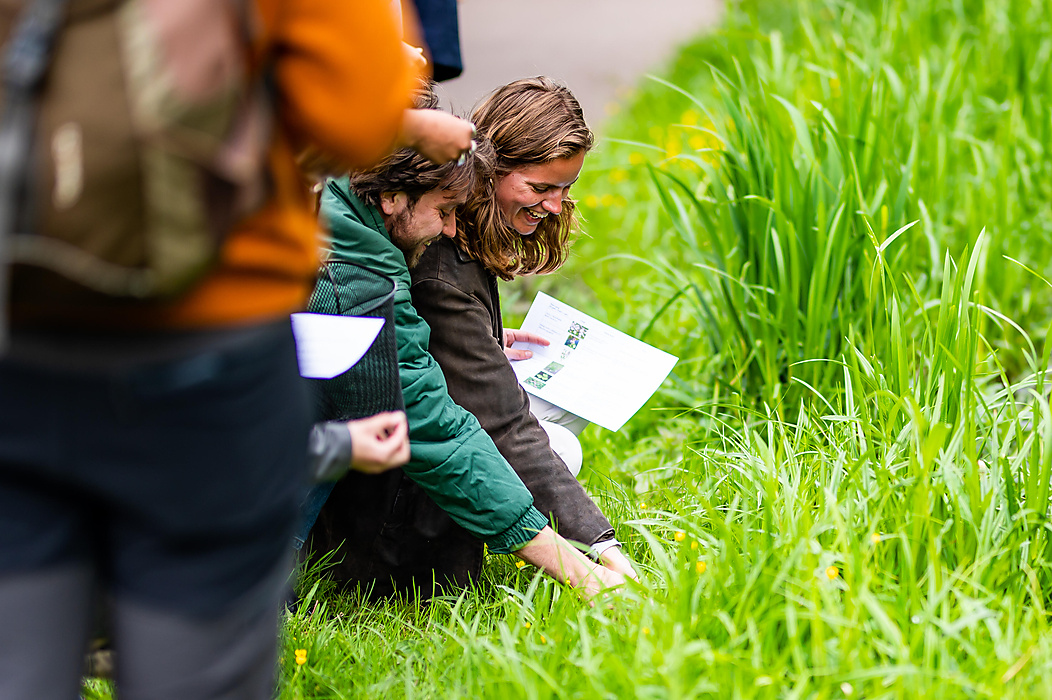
524;621;532;629
600;194;615;207
680;109;699;126
515;560;526;569
871;533;881;544
628;152;645;166
640;503;647;510
294;649;307;666
690;540;699;550
584;195;599;208
826;566;839;580
642;627;651;636
696;560;707;574
609;168;628;183
540;635;547;644
674;531;686;542
689;135;708;151
648;126;664;141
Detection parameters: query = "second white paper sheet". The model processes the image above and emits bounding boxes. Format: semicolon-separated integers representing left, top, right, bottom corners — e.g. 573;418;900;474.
510;292;678;431
291;312;385;379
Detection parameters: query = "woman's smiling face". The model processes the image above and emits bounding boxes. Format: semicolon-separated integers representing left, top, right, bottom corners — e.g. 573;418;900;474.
494;151;586;234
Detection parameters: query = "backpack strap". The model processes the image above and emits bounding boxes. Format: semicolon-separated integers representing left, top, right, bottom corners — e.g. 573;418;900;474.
0;0;67;353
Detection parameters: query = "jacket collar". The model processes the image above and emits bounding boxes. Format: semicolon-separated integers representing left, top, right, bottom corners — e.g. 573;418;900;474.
453;241;474;264
320;177;412;284
331;179;391;243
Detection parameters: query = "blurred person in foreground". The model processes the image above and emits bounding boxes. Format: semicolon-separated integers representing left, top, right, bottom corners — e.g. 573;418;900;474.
409;77;638;582
301;88;627;600
0;1;470;698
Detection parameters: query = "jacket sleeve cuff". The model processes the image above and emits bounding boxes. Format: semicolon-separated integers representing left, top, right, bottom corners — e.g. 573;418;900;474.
485;506;549;555
589;528;616;548
307;421;354;482
589;537;622;561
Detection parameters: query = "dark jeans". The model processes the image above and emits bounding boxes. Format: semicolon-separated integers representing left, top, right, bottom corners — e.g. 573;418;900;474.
0;323;311;699
293;481;335;551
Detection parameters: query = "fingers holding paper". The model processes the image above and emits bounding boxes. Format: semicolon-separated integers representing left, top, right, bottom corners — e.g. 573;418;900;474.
503;328;549;360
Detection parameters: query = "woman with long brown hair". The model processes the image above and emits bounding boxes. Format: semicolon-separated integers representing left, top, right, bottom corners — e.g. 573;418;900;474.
410;77;637;579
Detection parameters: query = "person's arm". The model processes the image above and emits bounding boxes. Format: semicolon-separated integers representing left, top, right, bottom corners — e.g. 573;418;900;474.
299;107;475;178
259;0;423;170
515;526;626;597
307;421;354;482
502;328;639;580
307;412;410;481
409;269;619;550
396;108;475;165
392;288;550;554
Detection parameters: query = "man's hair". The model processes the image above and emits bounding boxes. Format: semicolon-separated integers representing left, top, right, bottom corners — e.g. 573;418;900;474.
349;86;478;210
457;77;594;280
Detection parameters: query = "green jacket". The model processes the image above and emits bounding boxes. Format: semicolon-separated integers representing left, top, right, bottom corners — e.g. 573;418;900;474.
316;179;548;554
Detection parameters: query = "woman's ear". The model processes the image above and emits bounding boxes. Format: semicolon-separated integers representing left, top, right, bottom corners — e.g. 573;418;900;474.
379;192;409;217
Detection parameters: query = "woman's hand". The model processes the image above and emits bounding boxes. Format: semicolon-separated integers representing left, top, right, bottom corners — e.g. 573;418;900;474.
502;329;549;360
348;411;410;474
599;547;639;581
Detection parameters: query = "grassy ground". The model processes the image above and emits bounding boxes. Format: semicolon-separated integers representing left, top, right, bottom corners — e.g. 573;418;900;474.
85;0;1052;697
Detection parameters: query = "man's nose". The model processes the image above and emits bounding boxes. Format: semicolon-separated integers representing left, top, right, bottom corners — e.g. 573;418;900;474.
442;213;457;238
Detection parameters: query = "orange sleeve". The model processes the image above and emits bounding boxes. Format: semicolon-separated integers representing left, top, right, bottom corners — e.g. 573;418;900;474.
259;0;424;170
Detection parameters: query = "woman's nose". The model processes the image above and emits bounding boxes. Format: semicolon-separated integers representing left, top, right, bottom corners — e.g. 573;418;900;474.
541;192;563;215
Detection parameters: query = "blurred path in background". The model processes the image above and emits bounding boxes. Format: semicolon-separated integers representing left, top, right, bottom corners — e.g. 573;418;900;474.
434;0;722;130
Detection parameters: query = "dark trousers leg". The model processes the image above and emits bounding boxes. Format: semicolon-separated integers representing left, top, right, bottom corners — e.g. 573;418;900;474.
113;557;291;700
0;565;93;700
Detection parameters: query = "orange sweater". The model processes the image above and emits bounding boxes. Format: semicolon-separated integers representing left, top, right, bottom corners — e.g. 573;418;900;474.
10;0;418;330
146;0;421;328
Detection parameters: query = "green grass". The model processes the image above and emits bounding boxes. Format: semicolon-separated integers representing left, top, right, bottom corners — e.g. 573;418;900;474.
83;0;1052;697
292;0;1052;696
273;0;1052;692
556;0;1052;407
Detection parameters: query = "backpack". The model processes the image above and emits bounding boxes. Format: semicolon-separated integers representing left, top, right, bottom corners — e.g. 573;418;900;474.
0;0;271;346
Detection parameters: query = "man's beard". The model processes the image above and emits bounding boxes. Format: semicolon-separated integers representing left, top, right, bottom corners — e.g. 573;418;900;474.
404;245;426;269
387;209;429;269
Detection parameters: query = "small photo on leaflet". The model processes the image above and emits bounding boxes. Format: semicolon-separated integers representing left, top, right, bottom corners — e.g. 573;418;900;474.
543;362;564;375
564;336;580;350
525;375;547;389
534;371;552;382
567;322;589;340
